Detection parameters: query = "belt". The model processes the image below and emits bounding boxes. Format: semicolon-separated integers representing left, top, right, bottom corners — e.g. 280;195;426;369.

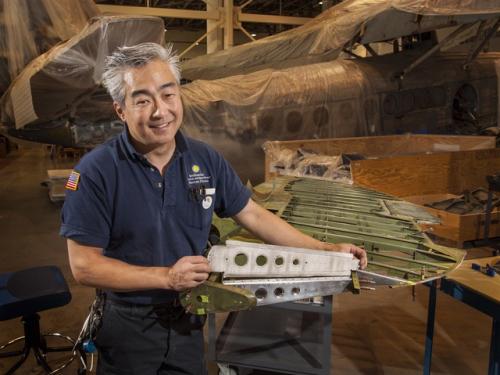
106;297;204;331
107;298;180;309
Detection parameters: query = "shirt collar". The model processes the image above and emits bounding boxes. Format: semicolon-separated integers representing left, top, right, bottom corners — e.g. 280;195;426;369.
120;127;189;162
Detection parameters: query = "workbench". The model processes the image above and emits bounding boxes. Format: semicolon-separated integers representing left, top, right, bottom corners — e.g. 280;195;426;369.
424;256;500;375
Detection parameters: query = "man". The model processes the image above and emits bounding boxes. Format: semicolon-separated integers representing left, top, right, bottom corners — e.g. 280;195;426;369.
61;42;366;374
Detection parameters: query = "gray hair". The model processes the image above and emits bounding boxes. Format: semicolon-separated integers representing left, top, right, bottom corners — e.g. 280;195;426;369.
102;42;181;105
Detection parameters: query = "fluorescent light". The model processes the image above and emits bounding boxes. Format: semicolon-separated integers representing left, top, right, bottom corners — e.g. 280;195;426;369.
251;33;256;37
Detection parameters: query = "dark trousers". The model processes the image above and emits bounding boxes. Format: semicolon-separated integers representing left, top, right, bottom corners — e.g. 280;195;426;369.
95;299;207;374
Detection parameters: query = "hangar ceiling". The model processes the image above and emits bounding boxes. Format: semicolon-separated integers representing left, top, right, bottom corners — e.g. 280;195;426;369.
94;0;341;35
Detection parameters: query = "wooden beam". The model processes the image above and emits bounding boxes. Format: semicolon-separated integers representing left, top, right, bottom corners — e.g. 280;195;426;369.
238;12;310;26
96;4;219;20
224;0;233;49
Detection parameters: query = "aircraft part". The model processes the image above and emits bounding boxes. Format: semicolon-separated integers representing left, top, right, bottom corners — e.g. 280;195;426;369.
0;15;165;130
180;278;257;315
215;177;464;284
182;178;464;315
379;200;441;224
181;51;499;181
182;240;360;315
208;240;359;278
453;83;480;130
0;0;98;94
71;121;125;148
222;276;352;306
182;0;500;81
1;0;499;186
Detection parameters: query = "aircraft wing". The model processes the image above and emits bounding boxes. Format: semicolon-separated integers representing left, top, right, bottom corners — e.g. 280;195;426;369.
181;0;500;81
180;176;465;314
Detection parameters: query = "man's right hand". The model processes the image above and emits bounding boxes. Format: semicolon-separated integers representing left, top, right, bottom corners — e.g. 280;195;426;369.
167;256;211;291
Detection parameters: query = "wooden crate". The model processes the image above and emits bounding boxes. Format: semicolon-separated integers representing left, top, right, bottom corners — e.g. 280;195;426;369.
263;134;500;245
405;194;500;246
265;134;495;180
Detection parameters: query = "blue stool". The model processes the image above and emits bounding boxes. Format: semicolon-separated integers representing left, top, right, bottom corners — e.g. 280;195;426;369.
0;266;80;374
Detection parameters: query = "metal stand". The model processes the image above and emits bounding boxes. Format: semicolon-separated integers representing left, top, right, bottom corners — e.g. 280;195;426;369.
423;280;437;375
0;313;83;374
208;296;333;375
483;175;500;255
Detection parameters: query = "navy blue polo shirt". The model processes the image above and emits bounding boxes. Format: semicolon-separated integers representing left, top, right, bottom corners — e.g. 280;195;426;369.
60;129;251;304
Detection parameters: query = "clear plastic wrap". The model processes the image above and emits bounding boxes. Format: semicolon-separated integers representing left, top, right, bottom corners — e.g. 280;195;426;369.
0;0;98;95
182;0;500;81
181;57;375;142
394;0;500;15
182;0;388;81
1;15;165;128
262;142;352;182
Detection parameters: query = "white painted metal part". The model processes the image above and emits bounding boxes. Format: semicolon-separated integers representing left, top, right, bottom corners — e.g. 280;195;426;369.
208;240;359;277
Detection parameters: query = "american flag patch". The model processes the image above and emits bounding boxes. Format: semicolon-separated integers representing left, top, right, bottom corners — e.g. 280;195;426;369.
65;171;80;191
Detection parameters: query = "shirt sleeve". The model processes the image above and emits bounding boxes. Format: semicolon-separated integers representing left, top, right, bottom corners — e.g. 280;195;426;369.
59;160;113;248
214;152;251;218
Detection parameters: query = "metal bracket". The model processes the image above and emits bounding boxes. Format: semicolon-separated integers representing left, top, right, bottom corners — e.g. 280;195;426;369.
394;21;479;81
463;17;500;70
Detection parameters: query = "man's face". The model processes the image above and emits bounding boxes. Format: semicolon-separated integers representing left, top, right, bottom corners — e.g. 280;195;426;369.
114;59;183;150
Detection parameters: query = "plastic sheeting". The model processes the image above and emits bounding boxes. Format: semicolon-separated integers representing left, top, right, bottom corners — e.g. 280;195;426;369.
394;0;500;15
181;50;499;142
0;0;98;95
181;54;378;182
182;0;500;81
262;144;351;183
1;15;165;129
181;48;499;182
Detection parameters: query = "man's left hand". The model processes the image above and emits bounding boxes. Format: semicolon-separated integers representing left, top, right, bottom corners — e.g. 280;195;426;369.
323;243;367;269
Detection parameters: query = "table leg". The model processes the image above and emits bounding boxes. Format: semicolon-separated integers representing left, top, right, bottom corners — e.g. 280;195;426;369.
489;317;499;375
423;280;437;375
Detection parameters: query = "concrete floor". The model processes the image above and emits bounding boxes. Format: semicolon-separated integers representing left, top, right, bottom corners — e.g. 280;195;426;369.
0;144;494;374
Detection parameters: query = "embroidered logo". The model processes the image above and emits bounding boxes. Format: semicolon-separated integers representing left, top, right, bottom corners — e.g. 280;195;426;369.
187;163;211;185
65;171;80;191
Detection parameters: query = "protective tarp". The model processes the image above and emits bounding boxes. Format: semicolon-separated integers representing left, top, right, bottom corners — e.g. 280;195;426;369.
181;48;500;182
182;49;499;140
182;57;376;142
0;0;99;95
1;15;165;129
181;56;373;183
394;0;500;15
182;0;500;81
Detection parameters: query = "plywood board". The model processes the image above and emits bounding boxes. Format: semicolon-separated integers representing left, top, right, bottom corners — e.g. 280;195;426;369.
447;256;500;303
350;148;500;197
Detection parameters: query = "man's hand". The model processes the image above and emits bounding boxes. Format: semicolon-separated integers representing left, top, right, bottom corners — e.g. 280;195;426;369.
323;243;367;269
167;256;211;291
